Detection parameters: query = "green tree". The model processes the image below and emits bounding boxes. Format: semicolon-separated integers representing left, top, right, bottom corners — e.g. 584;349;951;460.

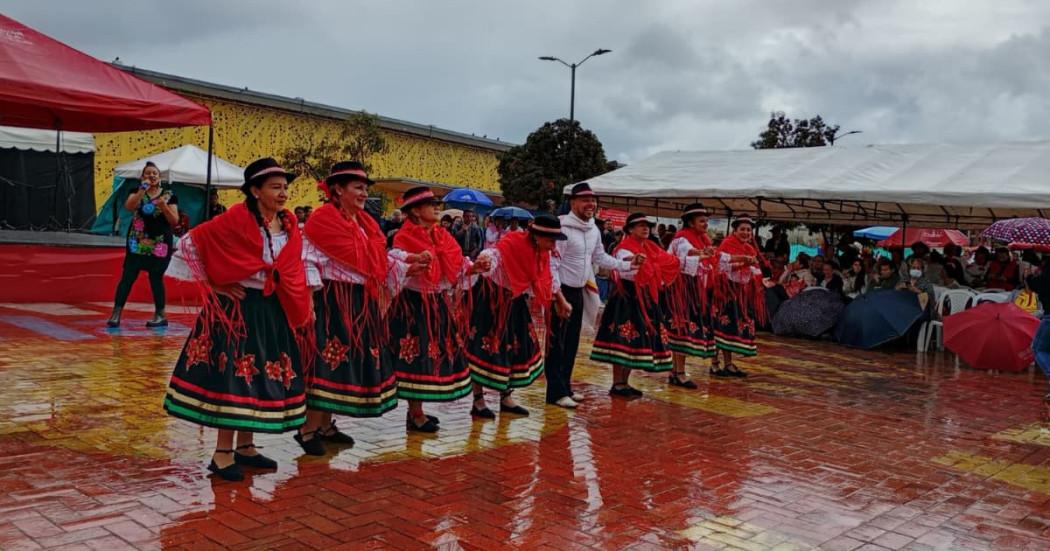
280;112;389;182
498;119;610;206
751;112;841;149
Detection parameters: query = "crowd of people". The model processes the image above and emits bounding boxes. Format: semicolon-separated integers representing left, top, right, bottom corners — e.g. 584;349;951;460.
104;155;1050;482
106;157;768;481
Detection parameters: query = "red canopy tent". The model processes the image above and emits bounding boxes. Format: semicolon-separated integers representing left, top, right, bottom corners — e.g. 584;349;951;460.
0;14;211;131
0;14;213;305
877;228;969;248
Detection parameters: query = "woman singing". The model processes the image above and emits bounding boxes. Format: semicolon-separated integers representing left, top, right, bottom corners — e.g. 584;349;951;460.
107;161;178;328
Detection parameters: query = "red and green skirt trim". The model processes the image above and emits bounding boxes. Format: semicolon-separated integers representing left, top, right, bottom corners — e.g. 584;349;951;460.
711;298;758;357
591;340;673;372
590;281;674;372
465;280;545;391
307;282;398;417
163;290;307;433
384;289;472;402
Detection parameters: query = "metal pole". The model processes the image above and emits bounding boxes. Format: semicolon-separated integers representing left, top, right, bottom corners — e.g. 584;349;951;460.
569;64;576;125
203;125;215;221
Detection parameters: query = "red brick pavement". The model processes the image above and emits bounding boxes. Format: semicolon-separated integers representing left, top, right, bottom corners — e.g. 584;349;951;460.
2;302;1050;549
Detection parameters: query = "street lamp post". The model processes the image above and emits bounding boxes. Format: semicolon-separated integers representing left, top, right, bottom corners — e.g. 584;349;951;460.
538;49;611;126
829;129;862;146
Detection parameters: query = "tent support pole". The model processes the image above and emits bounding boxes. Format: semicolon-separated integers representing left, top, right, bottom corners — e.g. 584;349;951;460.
203;125;215;220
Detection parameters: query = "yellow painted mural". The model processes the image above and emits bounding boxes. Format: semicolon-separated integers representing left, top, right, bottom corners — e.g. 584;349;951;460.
92;95;502;210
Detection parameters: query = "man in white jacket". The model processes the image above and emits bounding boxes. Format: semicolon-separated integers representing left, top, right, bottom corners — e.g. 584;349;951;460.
548;182;643;408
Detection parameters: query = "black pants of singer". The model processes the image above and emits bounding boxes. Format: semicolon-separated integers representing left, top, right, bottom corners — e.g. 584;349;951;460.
546;284;584;402
112;253;170;312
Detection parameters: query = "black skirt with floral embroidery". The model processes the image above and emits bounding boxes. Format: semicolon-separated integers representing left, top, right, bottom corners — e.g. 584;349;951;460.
163;289;306;433
465;279;544;392
306;281;398;417
383;289;472;402
590;281;673;372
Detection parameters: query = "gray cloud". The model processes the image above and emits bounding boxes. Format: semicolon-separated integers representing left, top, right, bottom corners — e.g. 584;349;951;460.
3;0;1049;163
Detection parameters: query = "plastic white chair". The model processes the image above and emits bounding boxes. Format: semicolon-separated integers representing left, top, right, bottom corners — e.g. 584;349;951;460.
918;289;977;352
974;291;1010;305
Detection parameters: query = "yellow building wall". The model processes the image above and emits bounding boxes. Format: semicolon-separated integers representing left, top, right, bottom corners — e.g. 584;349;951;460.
92;95;502;211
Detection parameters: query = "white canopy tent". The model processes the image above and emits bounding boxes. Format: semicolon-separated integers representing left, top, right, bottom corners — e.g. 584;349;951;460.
578;142;1050;229
113;144;243;188
0;125;94;153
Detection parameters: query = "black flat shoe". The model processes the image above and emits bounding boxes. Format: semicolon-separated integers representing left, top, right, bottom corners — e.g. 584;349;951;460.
106;315;121;328
234;444;279;468
500;403;529;416
668;374;698;389
471;406;496;419
319;421;355;445
407;416;440;433
626;386;644;397
724;364;748;378
145;316;168;328
427;414;440;425
294;431;326;456
710;367;732;378
207;460;244;481
609;385;637;398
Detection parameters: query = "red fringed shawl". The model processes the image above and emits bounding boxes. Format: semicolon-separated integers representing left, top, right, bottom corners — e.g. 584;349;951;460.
394;218;464;290
672;227;712;251
494;231;553;304
614;236;680;300
191;202;311;328
304;203;387;286
711;234;766;323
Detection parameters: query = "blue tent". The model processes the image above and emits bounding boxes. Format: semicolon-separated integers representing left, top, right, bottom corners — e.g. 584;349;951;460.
853;226;898;241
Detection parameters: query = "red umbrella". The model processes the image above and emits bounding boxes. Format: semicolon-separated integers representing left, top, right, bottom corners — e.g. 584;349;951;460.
877;228;968;248
943;302;1038;372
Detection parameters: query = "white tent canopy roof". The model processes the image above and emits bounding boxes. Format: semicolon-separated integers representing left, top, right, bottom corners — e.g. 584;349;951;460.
113;144;243;188
0;125;94;153
580;141;1050;228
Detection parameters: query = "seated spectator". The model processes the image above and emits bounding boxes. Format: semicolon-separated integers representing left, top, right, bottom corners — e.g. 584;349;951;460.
842;259;867;299
924;251;949;287
819;261;844;295
810;255;825;284
966;246;991;287
778;253;816;297
942;244;967;287
985;247;1019;290
898;257;935;312
869;259;901;292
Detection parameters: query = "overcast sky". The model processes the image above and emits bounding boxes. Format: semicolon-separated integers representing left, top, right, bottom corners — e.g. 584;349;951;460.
5;0;1049;163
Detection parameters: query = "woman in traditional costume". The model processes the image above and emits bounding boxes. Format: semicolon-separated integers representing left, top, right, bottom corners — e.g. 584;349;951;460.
163;158;313;481
466;214;571;418
296;161;427;455
591;212;681;397
710;214;766;377
385;186;490;432
665;203;717;388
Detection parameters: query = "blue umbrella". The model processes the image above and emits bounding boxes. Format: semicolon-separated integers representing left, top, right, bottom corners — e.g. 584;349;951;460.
444;187;493;207
834;289;924;349
490;206;533;221
853;226;898;241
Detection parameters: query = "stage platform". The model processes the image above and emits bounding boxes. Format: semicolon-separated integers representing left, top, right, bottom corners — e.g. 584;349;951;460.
0;230;199;304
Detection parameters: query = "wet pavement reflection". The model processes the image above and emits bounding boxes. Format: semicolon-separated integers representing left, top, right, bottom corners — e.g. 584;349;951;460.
2;302;1050;549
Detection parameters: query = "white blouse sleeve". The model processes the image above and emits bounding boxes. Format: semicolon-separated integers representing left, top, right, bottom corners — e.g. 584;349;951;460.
670;237;700;276
616;248;638;281
166;234;203;282
301;237;323;290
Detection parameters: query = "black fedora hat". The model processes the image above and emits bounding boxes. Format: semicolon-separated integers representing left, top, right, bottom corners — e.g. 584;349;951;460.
529;213;567;241
400;185;443;211
326;160;374;186
680;202;710;223
731;213;756;229
624;211;656;230
568;182;597;199
242;157;296;192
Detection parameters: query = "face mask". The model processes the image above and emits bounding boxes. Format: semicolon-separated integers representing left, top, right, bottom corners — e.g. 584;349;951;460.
909;269;923;278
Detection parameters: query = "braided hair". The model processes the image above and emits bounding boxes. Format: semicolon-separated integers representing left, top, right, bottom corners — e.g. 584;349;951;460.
243;186;286;284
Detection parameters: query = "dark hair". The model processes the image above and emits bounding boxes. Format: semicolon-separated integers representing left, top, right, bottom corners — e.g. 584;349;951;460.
910;241;930;253
242;179;287;278
140;161;159;179
877;258;895;271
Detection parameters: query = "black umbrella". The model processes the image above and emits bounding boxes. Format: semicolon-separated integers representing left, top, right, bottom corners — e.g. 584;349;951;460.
834;289;925;349
772;288;845;338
